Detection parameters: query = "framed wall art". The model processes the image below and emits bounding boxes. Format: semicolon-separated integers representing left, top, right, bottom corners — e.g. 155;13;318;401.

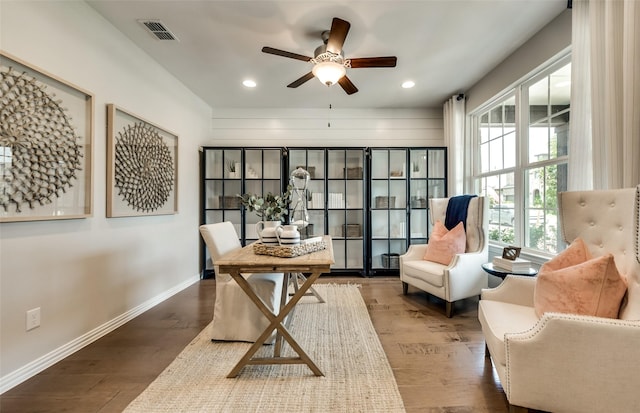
0;51;94;222
106;104;178;217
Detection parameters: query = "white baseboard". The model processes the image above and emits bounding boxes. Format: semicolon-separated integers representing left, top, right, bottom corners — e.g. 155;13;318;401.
0;274;200;394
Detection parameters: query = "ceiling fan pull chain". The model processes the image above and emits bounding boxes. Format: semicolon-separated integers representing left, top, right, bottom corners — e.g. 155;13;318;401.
328;103;332;128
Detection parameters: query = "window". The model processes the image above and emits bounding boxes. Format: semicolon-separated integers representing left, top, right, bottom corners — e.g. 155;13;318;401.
472;56;570;255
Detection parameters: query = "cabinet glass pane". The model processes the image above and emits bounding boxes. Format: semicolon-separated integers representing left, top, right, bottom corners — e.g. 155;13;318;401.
429;179;446;198
332;240;346;268
307;180;325;209
204;180;223;208
327;150;346;179
410;179;428;207
289;150;306;174
244;149;262;179
204;210;223;225
263;150;281;179
205;149;223;179
371;180;389;206
390;239;407;255
389;180;406;208
223;180;242;200
307;149;325;179
345;210;363;238
346;240;364;268
410;149;427;179
371;150;388;179
223;150;242;179
346;150;363;180
371;240;388;268
410;209;428;239
328;210;345;238
428;150;446;178
327;180;345;209
389;210;406;238
389;150;407;178
371;210;389;238
307;210;324;237
345;180;363;208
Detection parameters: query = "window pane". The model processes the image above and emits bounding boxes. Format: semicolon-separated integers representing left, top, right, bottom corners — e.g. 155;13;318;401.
503;131;516;169
480;142;489;173
486;173;515;245
551;113;570;157
489;138;503;171
529;77;548;123
529;124;550;163
550;63;571;115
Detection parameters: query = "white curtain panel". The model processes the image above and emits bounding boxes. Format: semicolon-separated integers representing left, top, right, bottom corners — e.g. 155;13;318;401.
574;0;640;189
443;95;465;195
568;0;594;191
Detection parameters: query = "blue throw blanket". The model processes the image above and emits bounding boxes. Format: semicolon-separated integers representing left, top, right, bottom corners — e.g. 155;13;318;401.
444;195;477;230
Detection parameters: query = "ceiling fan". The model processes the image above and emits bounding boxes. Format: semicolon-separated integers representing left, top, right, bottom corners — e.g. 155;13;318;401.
261;17;397;95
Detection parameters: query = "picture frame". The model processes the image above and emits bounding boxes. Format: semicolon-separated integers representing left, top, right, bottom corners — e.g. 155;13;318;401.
502;246;522;261
106;104;178;217
0;51;94;222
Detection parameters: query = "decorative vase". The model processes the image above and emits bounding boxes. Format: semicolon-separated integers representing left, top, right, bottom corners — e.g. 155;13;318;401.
256;220;281;246
276;224;301;246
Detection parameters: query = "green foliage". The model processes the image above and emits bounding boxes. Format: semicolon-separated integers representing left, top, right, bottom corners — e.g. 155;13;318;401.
239;185;292;221
489;227;515;244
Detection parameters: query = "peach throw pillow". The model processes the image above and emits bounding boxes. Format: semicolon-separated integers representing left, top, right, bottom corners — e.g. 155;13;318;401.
534;237;627;319
423;220;466;265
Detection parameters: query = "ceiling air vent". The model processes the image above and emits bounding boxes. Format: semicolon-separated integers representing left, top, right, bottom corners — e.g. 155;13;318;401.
139;20;178;41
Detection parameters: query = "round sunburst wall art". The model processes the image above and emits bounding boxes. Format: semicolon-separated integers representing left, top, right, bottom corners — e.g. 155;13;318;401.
0;67;83;213
114;122;174;213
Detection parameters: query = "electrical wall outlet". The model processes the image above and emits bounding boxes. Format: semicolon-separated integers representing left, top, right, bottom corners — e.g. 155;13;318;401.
26;307;41;331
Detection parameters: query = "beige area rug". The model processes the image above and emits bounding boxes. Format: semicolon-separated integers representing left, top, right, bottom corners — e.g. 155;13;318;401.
124;284;405;413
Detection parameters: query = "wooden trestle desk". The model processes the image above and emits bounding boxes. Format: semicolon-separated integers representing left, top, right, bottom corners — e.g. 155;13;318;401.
215;235;334;378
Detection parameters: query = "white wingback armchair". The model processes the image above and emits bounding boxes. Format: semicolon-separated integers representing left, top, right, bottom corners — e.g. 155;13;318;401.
200;222;286;343
478;186;640;413
400;196;488;317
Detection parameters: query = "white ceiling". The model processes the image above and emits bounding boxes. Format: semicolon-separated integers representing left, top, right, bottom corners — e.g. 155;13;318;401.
87;0;567;110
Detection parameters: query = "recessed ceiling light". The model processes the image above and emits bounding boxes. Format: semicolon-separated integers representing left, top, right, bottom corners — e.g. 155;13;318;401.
402;80;415;89
243;79;257;88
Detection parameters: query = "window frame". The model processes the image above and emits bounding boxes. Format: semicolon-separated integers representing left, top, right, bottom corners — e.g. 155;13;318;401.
470;53;571;259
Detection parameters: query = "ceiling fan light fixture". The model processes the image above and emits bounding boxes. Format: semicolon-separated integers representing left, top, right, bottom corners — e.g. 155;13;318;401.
312;61;346;86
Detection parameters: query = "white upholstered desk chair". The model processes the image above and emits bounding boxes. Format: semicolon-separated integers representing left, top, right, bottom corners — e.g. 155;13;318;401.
400;196;488;317
199;222;286;343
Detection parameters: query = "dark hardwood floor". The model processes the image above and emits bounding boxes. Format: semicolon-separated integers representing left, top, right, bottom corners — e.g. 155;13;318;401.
1;276;514;413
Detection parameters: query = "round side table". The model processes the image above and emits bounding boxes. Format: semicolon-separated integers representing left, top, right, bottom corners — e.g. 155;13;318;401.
481;262;538;279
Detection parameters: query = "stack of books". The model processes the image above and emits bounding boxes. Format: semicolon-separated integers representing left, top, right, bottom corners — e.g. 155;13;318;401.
492;256;531;272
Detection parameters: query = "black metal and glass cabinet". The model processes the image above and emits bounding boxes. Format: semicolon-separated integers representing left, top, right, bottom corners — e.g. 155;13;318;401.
408;148;447;247
200;146;445;278
200;147;285;277
287;148;367;276
369;148;409;275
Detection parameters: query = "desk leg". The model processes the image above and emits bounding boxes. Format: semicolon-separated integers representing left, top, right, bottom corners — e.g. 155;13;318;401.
227;270;324;378
290;272;325;303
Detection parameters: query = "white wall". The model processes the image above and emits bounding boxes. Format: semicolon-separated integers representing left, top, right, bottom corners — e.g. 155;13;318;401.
209;108;443;148
0;1;212;390
466;9;572;113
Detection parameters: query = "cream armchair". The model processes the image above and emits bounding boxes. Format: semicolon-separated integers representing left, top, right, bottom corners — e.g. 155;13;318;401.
479;186;640;413
400;196;488;317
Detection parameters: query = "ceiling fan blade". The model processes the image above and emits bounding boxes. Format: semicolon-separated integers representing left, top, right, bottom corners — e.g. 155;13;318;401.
287;72;315;88
338;76;358;95
262;46;312;62
349;56;397;68
326;18;351;54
